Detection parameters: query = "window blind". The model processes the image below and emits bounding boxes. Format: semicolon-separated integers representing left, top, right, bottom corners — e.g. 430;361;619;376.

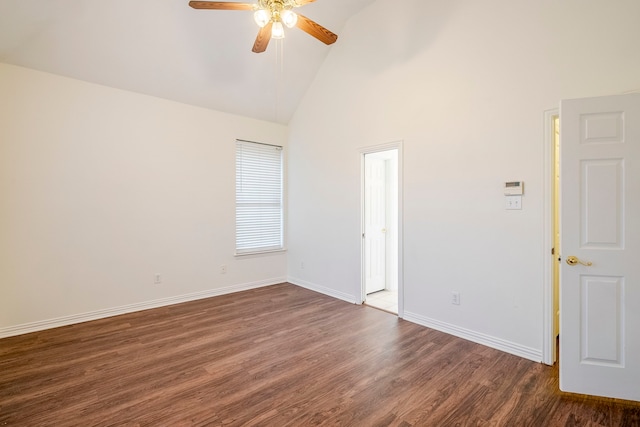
236;140;283;254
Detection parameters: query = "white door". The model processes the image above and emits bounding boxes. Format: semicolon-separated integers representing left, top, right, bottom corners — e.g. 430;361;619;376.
365;156;387;294
560;93;640;401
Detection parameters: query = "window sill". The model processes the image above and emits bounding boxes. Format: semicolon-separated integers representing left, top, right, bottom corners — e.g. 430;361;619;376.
234;248;287;258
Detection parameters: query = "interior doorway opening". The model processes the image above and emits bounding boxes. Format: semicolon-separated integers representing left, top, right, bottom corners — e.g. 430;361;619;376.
543;108;560;366
362;148;399;314
552;114;560;363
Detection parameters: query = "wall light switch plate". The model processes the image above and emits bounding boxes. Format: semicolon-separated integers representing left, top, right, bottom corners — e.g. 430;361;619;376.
506;195;522;210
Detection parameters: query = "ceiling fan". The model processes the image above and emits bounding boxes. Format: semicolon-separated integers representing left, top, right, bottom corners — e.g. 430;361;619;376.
189;0;338;53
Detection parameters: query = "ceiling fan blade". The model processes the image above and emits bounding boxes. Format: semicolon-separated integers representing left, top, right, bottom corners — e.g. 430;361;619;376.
293;0;317;5
252;22;273;53
296;14;338;45
189;1;254;10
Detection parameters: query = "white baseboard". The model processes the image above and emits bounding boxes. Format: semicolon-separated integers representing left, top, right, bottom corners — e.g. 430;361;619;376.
2;278;543;365
403;311;543;363
288;277;359;305
0;277;286;339
286;279;542;363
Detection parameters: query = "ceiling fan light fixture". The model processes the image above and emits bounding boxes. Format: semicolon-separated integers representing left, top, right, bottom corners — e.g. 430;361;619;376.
253;9;271;27
271;21;285;39
190;0;338;53
281;9;298;28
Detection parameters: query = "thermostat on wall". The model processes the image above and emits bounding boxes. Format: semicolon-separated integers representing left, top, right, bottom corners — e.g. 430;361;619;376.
504;181;524;195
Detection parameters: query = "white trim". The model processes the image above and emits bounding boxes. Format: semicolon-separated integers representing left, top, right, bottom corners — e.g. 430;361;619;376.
288;277;359;304
359;141;405;318
0;277;285;339
234;248;287;257
403;311;543;363
359;141;403;155
398;144;404;318
542;108;559;366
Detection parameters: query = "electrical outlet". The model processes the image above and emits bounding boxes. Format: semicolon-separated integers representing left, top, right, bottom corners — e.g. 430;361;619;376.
220;265;227;274
154;274;161;284
451;291;460;305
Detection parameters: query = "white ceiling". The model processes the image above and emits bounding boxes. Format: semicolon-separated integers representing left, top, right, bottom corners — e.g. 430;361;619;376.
0;0;376;124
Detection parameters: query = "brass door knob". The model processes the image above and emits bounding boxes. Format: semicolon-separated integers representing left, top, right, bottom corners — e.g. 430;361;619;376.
566;256;592;266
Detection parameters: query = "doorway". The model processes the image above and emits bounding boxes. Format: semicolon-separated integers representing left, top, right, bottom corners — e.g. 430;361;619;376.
543;108;560;365
361;146;401;315
552;114;560;362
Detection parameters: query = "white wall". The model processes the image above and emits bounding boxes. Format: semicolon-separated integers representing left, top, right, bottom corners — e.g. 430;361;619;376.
287;0;640;360
0;63;288;335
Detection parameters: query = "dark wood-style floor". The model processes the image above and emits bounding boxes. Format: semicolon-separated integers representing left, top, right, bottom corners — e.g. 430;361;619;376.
1;283;639;426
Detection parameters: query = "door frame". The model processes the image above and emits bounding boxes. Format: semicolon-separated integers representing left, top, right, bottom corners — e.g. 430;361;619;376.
542;108;559;366
360;141;404;318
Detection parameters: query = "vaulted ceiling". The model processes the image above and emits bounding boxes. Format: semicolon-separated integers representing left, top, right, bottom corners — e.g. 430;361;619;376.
0;0;376;124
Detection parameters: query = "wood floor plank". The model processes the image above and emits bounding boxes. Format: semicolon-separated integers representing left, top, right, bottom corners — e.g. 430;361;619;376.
1;283;639;426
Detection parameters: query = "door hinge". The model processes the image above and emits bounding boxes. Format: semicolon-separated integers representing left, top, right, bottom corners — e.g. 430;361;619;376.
551;247;555;255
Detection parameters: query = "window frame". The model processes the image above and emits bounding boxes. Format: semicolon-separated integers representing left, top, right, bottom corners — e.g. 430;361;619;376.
235;139;284;256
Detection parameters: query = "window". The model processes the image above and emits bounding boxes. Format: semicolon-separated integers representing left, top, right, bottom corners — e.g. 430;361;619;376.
235;140;283;254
